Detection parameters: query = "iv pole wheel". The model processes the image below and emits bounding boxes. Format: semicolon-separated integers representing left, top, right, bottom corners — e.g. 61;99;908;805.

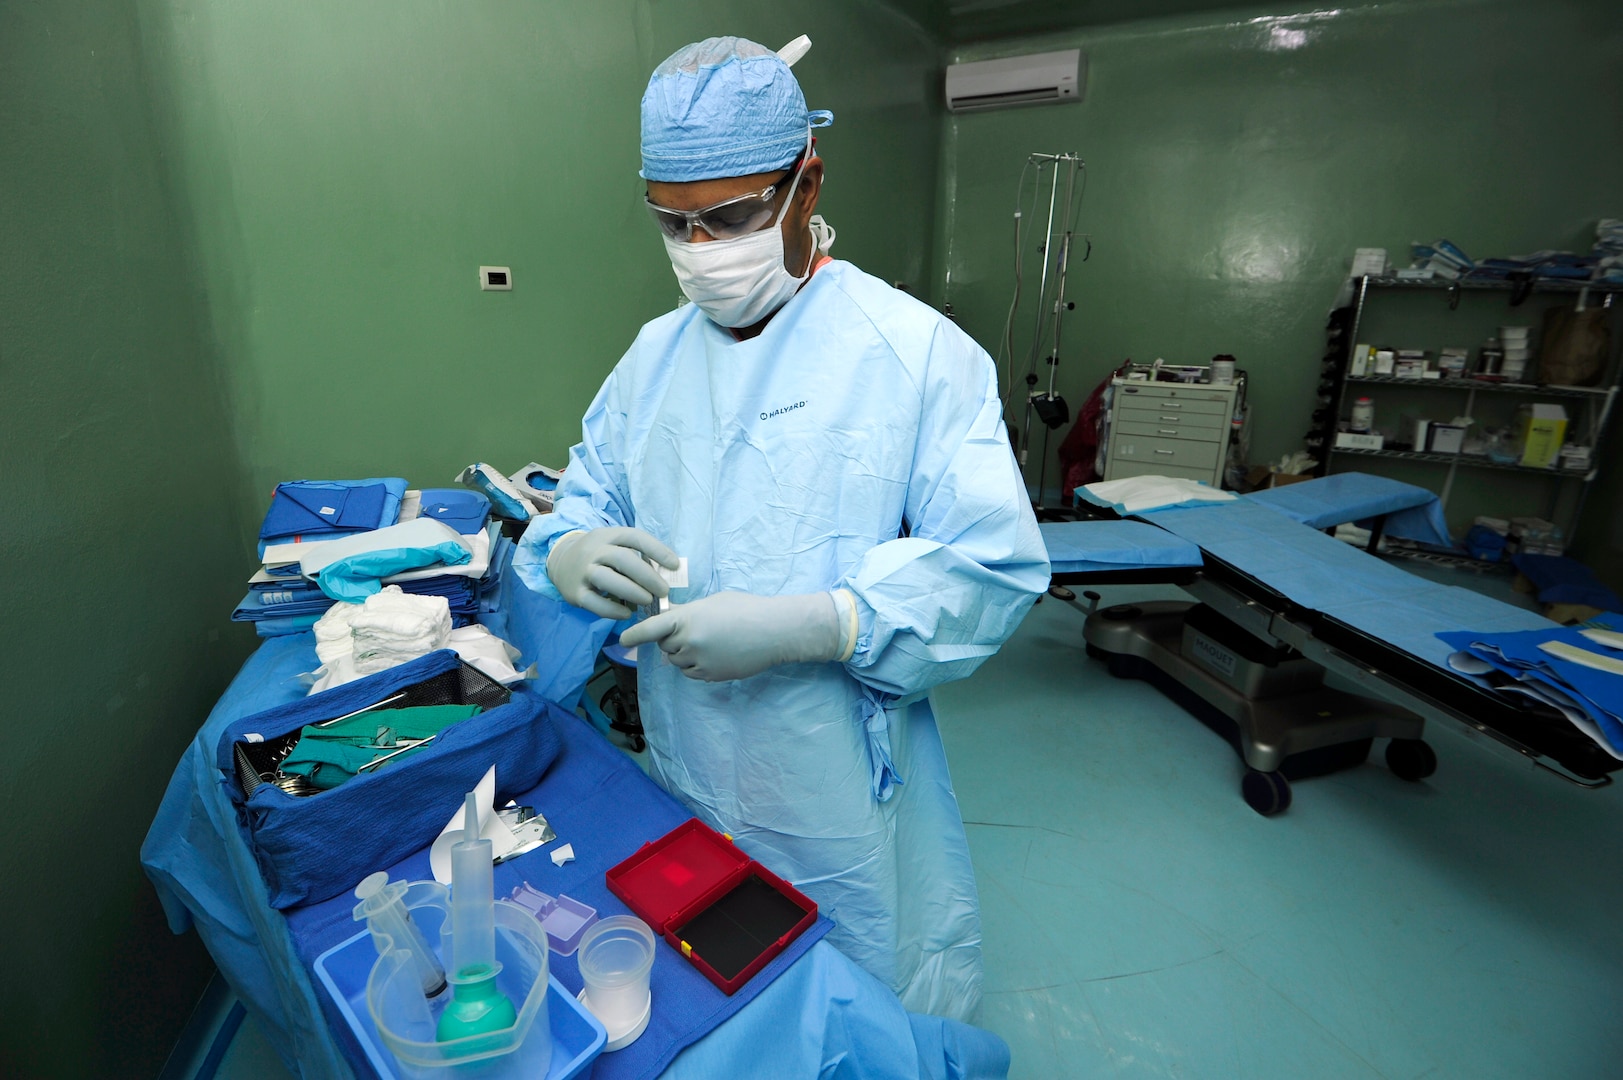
1385;738;1437;781
1241;769;1292;816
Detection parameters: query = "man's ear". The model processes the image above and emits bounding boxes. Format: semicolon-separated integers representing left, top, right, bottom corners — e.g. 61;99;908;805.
795;158;824;217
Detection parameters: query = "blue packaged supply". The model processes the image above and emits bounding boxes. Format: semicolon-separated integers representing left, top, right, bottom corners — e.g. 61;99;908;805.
260;478;408;544
218;650;561;909
417;489;492;535
1465;524;1508;563
456;464;534;521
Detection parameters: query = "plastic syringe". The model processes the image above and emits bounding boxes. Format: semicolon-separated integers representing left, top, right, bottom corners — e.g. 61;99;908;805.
437;790;516;1040
449;791;497;978
353;872;446;997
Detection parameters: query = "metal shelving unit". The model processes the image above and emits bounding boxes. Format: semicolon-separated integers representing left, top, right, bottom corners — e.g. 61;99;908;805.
1318;274;1623;540
1347;276;1619;296
1332;445;1595;475
1343;375;1609;400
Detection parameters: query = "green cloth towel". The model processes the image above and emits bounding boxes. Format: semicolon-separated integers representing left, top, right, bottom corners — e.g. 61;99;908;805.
281;704;483;789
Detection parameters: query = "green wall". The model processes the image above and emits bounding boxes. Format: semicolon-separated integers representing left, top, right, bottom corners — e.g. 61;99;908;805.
932;0;1623;538
902;0;1390;44
136;0;943;548
0;2;253;1076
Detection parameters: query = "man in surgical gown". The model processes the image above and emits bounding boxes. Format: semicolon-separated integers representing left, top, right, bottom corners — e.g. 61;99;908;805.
514;36;1048;1021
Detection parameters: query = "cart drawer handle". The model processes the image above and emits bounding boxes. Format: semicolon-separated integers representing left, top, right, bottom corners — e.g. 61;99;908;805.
1154;449;1175;455
1159;428;1178;434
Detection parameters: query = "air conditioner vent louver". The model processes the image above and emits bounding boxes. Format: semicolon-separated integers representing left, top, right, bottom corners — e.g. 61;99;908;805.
952;87;1061;108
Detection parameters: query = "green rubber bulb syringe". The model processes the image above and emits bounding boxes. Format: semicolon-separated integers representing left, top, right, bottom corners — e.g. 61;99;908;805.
436;791;518;1042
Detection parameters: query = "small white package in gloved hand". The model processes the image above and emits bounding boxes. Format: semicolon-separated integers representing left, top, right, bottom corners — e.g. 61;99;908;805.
650;557;688;613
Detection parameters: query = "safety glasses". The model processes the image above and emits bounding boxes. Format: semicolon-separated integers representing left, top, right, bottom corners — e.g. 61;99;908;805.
645;177;791;242
645;132;814;242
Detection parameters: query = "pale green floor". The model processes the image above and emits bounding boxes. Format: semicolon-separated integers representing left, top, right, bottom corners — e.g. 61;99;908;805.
199;568;1623;1080
933;579;1623;1080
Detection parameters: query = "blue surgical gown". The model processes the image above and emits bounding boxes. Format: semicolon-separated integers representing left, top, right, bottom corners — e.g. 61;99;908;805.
515;260;1049;1021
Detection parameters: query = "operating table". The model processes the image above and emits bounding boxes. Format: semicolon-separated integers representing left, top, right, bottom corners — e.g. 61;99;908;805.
1039;477;1621;815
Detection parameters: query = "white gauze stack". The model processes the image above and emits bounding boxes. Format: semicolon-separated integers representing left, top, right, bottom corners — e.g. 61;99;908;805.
349;586;452;674
308;586;527;695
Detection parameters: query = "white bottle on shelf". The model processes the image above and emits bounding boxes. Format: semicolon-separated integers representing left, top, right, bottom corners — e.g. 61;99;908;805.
1350;397;1375;434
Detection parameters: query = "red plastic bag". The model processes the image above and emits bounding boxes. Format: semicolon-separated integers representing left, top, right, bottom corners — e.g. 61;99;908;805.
1057;362;1130;503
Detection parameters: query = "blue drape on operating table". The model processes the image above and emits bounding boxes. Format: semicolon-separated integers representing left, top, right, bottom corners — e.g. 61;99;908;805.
1039;519;1203;575
1141;500;1549;667
1245;472;1452;547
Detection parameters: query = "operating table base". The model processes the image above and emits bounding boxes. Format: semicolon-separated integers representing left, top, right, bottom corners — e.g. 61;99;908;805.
1082;599;1430;815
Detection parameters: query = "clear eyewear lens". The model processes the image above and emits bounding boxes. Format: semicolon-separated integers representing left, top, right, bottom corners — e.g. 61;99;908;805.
647;204;692;240
646;186;780;242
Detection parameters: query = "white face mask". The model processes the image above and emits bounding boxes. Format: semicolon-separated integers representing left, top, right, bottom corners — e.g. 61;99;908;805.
663;161;835;329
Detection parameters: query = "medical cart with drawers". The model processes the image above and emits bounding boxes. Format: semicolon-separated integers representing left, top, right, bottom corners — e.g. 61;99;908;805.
1103;377;1239;487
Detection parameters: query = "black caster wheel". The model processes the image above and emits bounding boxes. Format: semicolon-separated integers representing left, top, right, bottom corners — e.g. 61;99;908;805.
1104;654;1136;680
1386;738;1437;781
629;734;647;753
1084;642;1108;662
1242;769;1292;816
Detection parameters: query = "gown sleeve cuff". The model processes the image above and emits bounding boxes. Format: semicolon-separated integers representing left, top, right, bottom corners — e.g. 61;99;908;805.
512;523;583;601
831;588;859;662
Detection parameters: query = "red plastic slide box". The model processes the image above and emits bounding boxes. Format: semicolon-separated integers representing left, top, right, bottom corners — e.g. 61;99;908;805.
605;819;817;995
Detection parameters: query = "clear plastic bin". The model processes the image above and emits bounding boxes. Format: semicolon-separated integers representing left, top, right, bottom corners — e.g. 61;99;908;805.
366;889;552;1078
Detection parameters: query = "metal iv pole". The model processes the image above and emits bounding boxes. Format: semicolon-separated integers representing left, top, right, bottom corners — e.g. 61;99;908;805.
1015;152;1085;513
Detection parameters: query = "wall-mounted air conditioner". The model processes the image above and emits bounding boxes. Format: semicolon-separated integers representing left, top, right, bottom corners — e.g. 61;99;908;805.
944;49;1084;113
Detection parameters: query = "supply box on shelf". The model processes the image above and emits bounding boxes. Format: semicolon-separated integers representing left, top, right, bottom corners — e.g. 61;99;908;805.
1517;404;1569;468
1560;445;1592;471
1399;415;1431;451
1438;348;1468;377
1334;431;1385;451
1428;424;1466;454
605;819;817;996
1509;516;1564;557
1349;344;1372;377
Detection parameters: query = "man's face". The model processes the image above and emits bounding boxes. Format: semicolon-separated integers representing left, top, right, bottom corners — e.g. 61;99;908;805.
647;157;825;275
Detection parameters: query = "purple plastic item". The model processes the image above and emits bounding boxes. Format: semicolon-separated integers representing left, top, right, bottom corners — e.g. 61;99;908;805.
509;882;599;956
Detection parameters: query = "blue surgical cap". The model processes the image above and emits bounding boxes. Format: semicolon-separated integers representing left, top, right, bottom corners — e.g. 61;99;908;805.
640;36;833;182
